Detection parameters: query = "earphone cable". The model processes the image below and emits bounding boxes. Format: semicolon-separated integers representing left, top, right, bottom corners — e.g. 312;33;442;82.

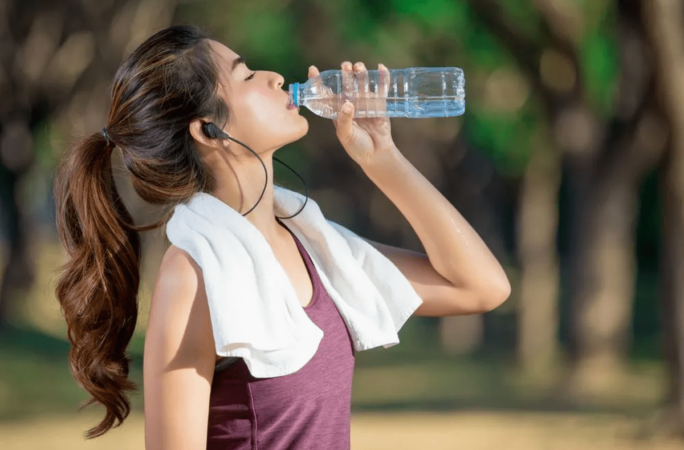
222;134;309;219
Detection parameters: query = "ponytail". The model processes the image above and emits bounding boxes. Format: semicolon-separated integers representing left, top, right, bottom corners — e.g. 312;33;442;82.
53;24;232;438
53;132;143;438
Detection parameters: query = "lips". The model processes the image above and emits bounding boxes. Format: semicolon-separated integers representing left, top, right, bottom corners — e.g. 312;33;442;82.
286;90;301;109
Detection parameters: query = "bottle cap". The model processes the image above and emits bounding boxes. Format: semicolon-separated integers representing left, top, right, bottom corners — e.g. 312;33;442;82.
288;83;300;107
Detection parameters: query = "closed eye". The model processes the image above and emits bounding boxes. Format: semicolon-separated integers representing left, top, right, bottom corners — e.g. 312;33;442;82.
246;72;256;81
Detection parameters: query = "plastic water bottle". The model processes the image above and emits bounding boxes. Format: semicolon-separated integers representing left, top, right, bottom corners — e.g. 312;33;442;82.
288;67;465;119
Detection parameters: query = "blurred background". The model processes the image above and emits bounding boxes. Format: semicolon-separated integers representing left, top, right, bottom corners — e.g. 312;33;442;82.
2;0;684;449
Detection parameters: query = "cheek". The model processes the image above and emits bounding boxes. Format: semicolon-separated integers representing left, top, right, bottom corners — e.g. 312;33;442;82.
230;88;305;146
240;89;284;126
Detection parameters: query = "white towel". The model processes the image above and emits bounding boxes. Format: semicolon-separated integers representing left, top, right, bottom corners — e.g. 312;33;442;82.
165;185;423;378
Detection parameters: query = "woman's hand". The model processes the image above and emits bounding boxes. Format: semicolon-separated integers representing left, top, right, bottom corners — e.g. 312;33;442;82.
308;61;398;167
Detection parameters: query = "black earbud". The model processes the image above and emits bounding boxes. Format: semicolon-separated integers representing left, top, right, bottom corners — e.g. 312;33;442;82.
202;121;229;140
197;120;309;219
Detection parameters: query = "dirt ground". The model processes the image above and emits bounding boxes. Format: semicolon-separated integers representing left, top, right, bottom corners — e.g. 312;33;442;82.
2;410;684;450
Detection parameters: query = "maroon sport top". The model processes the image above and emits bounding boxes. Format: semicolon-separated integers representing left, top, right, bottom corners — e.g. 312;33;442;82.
206;218;356;450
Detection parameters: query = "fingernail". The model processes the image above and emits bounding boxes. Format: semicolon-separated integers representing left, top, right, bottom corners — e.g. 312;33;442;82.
343;102;352;113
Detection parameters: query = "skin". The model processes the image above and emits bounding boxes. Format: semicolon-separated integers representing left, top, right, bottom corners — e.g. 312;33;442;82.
144;39;510;449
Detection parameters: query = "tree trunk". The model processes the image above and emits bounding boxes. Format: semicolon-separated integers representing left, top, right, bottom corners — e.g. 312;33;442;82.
0;0;178;330
567;169;640;393
0;159;35;326
659;153;684;436
440;315;484;356
565;0;658;395
643;0;684;436
516;138;561;377
463;0;660;396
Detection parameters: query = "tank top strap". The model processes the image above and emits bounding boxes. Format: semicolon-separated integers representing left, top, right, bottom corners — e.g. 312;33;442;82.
276;218;323;308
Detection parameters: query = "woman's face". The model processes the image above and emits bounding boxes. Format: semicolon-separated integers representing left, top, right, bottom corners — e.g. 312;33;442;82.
210;40;308;153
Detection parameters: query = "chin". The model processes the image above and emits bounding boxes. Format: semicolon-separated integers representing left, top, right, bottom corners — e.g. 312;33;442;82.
298;116;310;135
291;116;309;140
276;122;309;149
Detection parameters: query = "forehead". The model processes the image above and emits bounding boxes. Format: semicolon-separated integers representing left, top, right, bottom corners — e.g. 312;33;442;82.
208;40;241;93
208;40;240;72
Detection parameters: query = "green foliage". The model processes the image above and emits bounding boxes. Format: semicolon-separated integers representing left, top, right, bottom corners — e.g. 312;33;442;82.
578;17;619;116
33;120;59;171
501;0;544;40
335;0;380;46
465;105;539;176
177;0;619;176
178;0;302;74
463;23;515;71
390;0;468;31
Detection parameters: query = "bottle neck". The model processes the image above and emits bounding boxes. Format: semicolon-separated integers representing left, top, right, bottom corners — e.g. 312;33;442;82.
288;83;300;107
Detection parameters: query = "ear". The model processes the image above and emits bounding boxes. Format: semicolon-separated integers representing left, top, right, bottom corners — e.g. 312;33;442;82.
189;119;229;154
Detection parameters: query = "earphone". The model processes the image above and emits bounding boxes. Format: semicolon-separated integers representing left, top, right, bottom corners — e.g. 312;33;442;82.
200;121;308;219
202;121;229;140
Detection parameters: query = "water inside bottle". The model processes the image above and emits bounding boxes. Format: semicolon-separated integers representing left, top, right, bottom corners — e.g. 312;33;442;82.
303;95;465;119
292;68;465;119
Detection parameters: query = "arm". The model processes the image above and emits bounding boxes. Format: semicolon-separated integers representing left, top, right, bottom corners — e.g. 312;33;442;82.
360;147;511;317
143;245;216;450
316;60;510;317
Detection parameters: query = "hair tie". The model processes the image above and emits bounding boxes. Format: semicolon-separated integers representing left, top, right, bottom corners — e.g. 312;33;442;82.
101;127;112;146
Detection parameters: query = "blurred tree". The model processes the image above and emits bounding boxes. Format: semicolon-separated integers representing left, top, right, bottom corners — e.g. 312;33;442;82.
468;0;664;386
465;0;580;378
644;0;684;436
0;0;177;328
563;0;663;392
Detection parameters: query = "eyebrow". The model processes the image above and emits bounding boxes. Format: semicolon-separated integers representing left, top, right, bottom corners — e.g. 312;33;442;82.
231;55;246;72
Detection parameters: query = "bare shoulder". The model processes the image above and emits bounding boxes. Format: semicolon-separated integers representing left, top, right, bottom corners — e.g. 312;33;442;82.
159;244;201;283
143;245;216;449
152;245;205;325
146;244;216;365
156;244;202;291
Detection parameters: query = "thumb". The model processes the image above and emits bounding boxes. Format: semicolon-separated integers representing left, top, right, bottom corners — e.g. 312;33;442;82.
336;100;355;145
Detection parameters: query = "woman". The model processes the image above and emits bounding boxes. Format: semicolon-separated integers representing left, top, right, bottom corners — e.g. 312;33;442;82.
53;25;510;449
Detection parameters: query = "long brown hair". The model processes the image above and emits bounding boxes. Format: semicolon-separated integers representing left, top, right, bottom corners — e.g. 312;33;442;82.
53;25;228;438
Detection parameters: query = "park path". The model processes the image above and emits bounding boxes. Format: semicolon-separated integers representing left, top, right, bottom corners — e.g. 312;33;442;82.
2;410;684;450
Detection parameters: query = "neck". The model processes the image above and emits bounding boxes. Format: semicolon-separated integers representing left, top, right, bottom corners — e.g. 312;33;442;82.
208;150;285;242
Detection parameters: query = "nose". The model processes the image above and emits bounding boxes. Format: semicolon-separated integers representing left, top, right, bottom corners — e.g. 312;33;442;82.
272;72;284;89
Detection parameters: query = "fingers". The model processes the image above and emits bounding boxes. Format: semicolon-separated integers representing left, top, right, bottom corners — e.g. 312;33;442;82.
378;63;389;97
335;100;355;146
333;60;386;121
353;62;369;118
308;65;320;78
353;62;369;93
378;63;389;114
341;61;354;103
308;64;323;89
